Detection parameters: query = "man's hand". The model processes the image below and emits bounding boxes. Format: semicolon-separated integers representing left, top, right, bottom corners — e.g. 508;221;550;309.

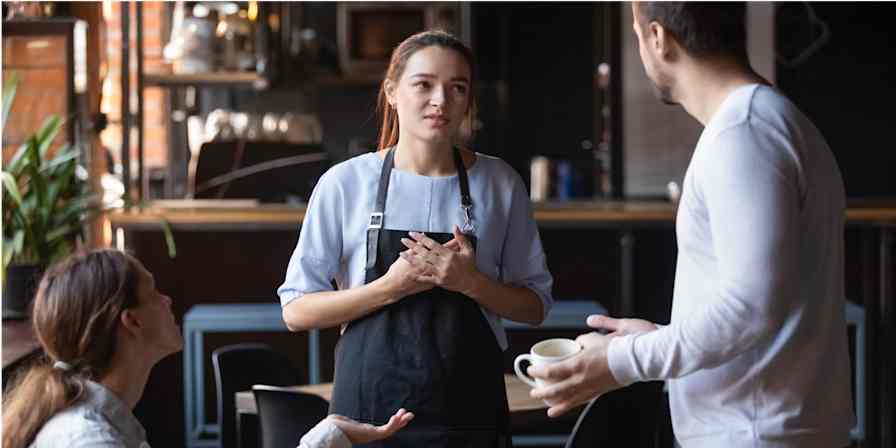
586;314;659;336
327;408;414;444
528;314;659;417
528;331;621;418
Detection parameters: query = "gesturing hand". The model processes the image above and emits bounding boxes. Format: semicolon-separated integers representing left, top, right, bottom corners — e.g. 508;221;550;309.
327;408;415;444
399;226;481;295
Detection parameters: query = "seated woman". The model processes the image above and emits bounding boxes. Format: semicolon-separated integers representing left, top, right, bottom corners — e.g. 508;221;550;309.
2;249;412;448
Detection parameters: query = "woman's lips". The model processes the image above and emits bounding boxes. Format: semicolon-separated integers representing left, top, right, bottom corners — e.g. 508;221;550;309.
425;116;449;127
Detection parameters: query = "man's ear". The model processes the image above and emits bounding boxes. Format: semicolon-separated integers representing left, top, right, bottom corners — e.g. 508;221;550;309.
650;22;678;62
120;309;143;337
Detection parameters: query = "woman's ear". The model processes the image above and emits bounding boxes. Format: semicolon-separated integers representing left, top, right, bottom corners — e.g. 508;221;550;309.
120;309;143;337
384;79;397;108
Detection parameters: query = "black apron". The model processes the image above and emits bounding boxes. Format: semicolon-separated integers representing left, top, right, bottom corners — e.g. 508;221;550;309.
330;147;510;447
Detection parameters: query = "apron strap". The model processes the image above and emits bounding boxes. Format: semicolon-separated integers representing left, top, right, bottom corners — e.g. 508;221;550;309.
366;147;473;269
367;148;396;270
452;147;474;232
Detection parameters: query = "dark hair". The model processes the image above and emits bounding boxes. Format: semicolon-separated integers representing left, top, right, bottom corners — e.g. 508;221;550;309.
2;249;140;448
377;29;477;150
638;2;748;64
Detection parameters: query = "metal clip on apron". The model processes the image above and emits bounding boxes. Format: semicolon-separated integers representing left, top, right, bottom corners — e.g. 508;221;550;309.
331;147;510;447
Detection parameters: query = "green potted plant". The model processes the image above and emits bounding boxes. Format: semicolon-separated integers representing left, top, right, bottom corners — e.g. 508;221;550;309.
2;74;100;319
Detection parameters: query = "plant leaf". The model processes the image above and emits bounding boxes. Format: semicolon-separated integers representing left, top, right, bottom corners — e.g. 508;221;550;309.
40;145;79;174
158;218;177;258
2;72;18;132
7;141;31;175
1;171;23;206
46;223;77;244
2;231;25;270
2;239;12;270
36;115;63;159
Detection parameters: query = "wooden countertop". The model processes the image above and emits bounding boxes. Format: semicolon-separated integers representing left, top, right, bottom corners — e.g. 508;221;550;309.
2;319;41;369
107;199;896;230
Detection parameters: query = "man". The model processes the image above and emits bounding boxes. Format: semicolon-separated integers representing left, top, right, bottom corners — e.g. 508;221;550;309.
529;3;855;447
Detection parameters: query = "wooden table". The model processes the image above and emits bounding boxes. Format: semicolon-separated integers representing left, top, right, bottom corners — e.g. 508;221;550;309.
236;374;546;415
235;374;569;447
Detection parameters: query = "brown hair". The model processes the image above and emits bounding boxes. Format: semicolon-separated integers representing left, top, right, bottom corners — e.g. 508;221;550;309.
2;249;140;448
637;2;749;65
377;29;478;150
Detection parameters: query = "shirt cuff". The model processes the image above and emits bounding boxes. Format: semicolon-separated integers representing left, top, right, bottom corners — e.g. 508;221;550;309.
297;419;351;448
606;333;643;386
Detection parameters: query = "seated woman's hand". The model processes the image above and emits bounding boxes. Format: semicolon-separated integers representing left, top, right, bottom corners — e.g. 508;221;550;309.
327;409;414;444
400;226;481;295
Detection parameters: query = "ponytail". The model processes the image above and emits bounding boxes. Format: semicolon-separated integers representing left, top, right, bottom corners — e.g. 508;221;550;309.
2;362;87;448
1;249;138;447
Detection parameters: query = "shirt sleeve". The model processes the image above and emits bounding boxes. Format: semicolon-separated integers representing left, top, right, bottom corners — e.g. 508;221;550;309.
499;169;554;319
607;121;802;385
278;168;345;307
297;419;352;448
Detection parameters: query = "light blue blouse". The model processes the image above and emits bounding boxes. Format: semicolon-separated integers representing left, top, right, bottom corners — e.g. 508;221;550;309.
277;151;553;350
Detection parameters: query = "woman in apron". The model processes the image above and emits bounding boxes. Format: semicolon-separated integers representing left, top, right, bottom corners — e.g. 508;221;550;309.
278;30;554;447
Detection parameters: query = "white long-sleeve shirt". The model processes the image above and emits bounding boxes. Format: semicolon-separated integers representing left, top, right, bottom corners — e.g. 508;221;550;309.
607;84;854;448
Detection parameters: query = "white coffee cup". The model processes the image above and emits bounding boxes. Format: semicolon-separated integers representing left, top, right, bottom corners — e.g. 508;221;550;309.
514;338;583;388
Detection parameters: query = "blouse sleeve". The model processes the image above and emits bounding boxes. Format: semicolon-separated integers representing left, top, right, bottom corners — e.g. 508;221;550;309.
277;168;345;307
499;170;554;319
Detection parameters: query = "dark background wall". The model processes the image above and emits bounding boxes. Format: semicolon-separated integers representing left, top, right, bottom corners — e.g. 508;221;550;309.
776;2;896;197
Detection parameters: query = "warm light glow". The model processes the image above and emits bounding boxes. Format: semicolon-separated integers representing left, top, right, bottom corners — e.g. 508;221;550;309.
248;1;258;22
102;0;113;21
116;227;125;252
103;217;113;247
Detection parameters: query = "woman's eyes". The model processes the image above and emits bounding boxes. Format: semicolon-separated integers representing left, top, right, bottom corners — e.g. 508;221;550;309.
411;82;468;94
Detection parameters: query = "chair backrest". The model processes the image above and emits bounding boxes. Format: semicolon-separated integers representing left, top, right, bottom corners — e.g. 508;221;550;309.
212;343;300;448
193;141;328;202
564;397;612;448
252;385;330;448
564;383;673;448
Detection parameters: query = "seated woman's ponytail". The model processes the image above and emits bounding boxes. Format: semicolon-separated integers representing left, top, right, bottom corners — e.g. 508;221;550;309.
2;249;139;448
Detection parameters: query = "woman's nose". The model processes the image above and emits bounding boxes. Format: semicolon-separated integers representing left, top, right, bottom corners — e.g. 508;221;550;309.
430;86;447;106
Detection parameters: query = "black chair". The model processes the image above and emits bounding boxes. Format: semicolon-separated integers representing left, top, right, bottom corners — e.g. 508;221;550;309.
565;383;673;448
212;343;300;448
252;385;330;448
564;397;612;448
193;141;329;203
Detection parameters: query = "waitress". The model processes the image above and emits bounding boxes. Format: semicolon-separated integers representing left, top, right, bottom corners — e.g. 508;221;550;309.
278;30;553;447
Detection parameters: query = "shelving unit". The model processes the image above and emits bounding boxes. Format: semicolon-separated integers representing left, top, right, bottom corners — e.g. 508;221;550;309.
143;71;266;88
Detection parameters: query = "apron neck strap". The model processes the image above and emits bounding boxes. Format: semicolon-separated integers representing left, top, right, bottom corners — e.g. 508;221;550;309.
373;146;472;216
